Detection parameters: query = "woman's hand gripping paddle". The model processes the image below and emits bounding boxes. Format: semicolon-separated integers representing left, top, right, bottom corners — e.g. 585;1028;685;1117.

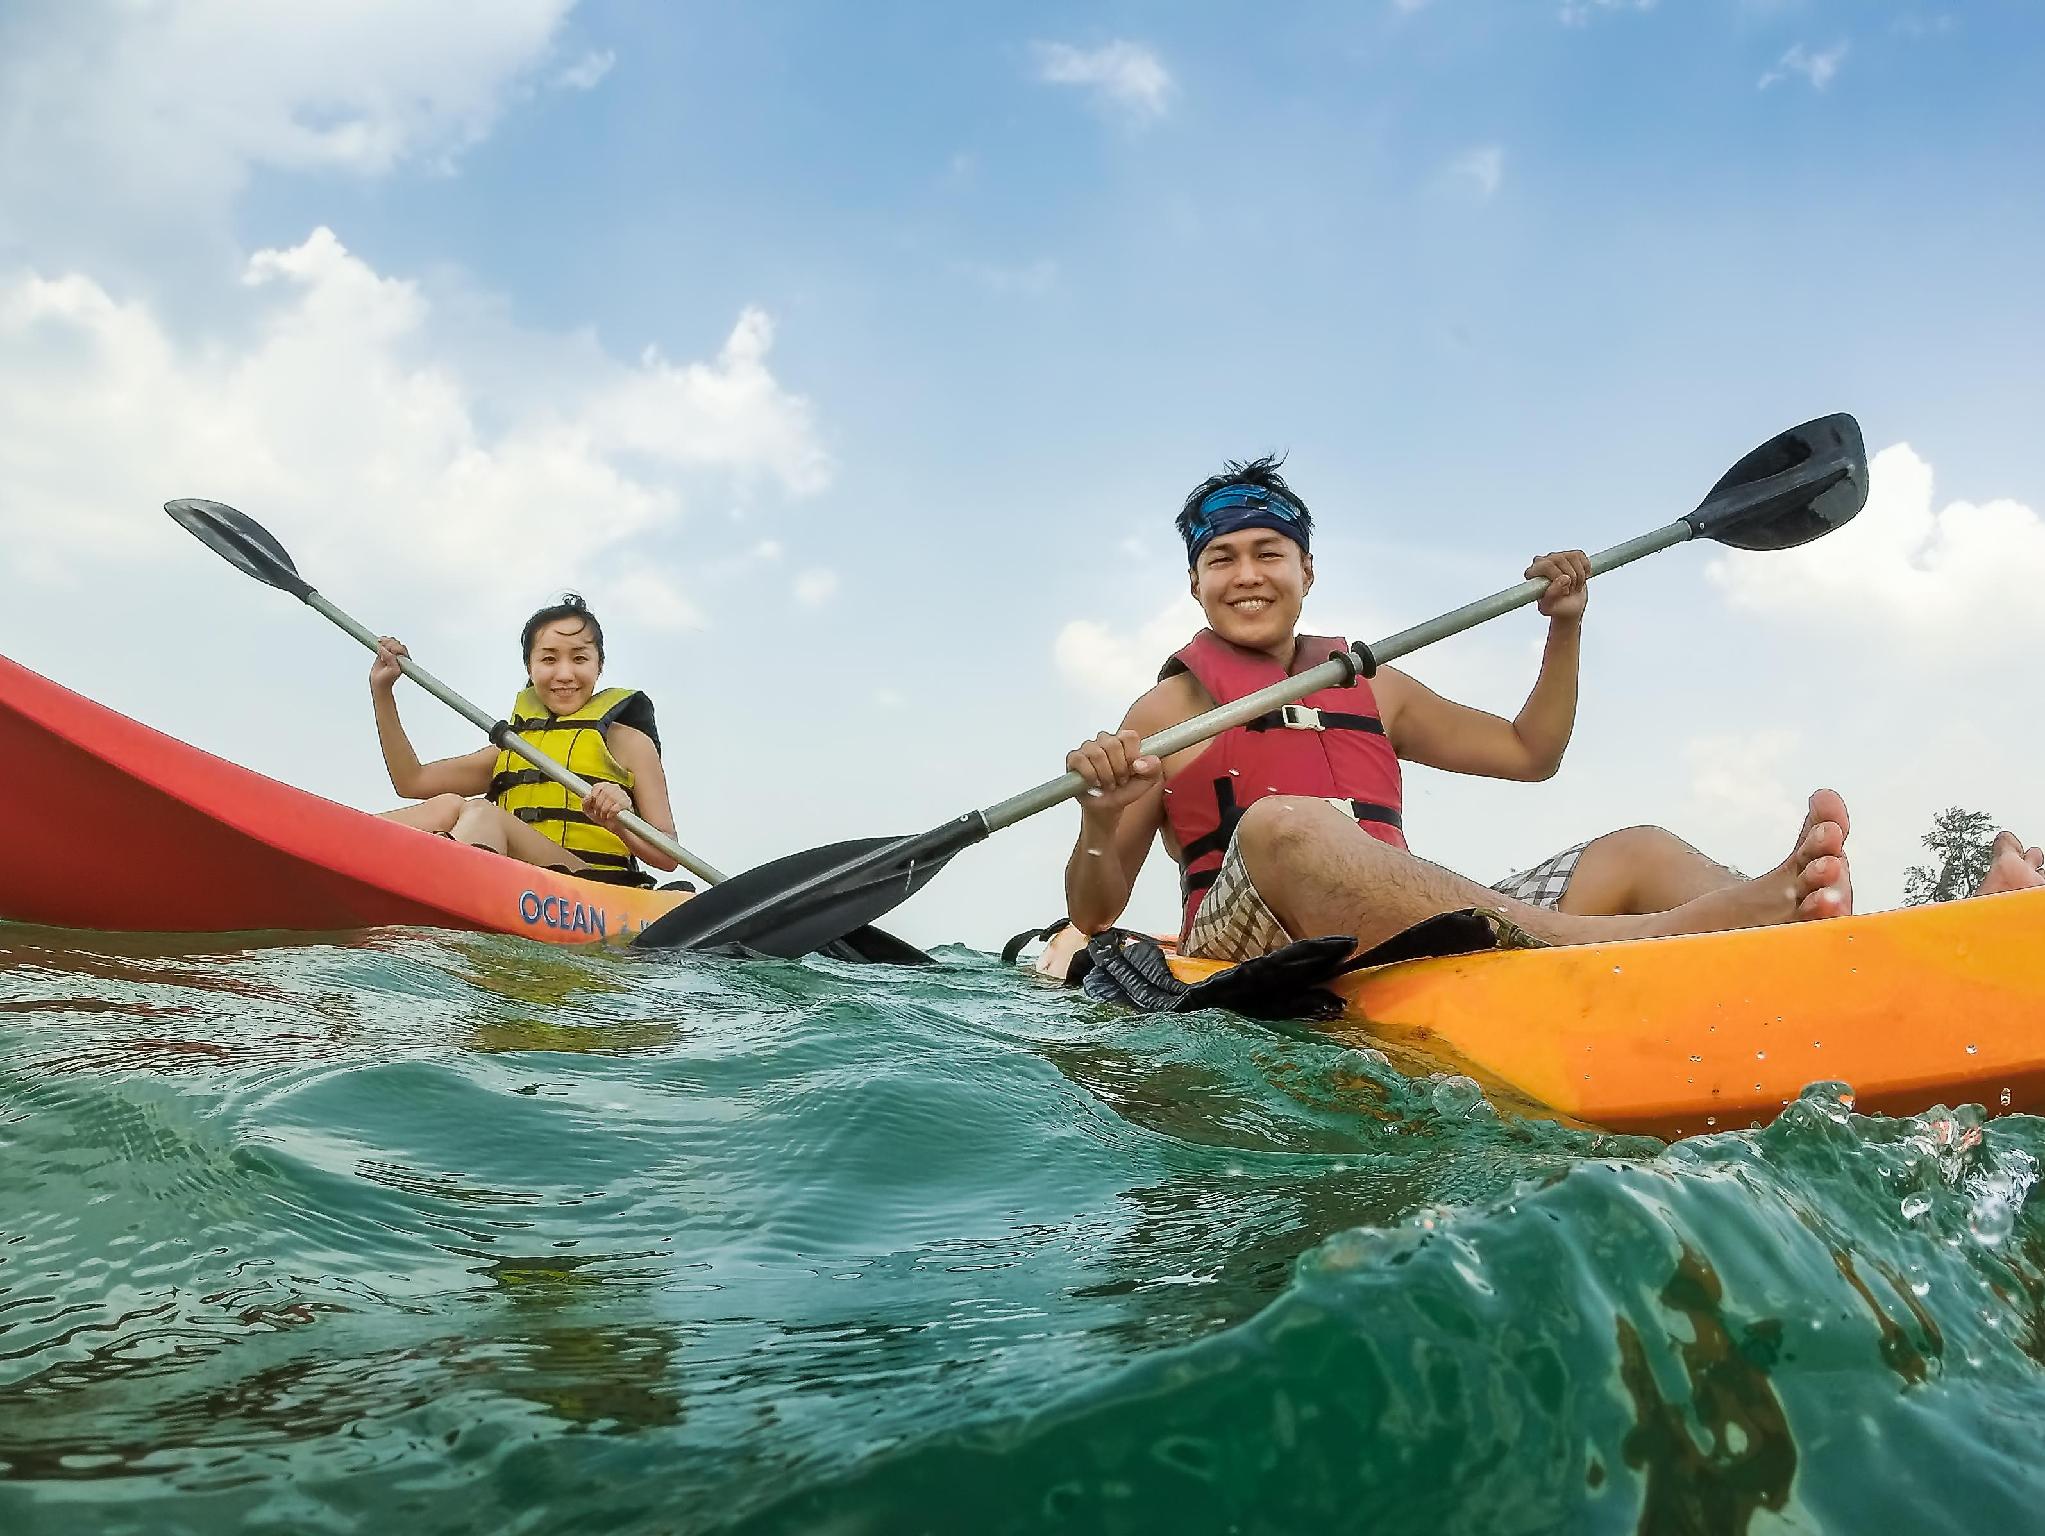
163;498;932;966
634;413;1867;960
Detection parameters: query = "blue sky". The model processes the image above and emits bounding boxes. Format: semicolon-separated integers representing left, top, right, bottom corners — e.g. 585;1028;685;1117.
4;1;2043;946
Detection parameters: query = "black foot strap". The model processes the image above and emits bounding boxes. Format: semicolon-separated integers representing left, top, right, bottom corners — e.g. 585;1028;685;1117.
1000;916;1071;965
1076;929;1357;1021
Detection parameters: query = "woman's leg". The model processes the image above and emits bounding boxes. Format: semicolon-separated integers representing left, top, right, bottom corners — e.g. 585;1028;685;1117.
378;793;466;834
450;801;593;873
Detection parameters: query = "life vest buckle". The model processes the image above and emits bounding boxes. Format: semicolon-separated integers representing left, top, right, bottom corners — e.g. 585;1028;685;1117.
1278;704;1325;731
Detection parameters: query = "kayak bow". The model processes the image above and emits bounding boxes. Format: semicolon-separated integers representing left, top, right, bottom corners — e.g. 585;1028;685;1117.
0;652;688;943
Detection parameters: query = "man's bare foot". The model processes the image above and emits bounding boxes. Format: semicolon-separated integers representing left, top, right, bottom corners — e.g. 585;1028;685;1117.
1973;831;2045;898
1034;922;1090;981
1645;789;1852;937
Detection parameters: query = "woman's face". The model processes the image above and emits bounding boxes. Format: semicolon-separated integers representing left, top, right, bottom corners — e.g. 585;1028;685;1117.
527;617;603;714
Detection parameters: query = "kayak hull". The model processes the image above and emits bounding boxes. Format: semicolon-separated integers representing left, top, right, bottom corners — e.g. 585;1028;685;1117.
0;653;687;944
1167;892;2045;1139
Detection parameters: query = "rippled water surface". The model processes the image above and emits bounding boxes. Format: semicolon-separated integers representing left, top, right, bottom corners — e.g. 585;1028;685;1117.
3;922;2044;1534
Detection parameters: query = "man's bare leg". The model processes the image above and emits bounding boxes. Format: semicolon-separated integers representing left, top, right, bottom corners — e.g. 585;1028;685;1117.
1974;831;2045;897
1240;791;1851;955
1558;826;1744;916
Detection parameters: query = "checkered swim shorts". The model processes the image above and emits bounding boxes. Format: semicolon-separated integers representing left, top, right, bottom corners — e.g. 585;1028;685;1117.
1182;834;1591;963
1488;841;1590;912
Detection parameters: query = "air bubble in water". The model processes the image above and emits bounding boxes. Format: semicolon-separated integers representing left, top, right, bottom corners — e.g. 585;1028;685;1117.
1901;1192;1933;1221
2001;1087;2013;1108
1967;1043;1979;1056
1970;1200;2016;1248
1431;1075;1483;1119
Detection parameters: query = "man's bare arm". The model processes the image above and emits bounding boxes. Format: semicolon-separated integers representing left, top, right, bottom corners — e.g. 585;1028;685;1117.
1375;620;1580;782
1062;683;1188;933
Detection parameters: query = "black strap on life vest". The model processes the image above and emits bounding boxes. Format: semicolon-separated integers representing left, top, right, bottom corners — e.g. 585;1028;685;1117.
1243;709;1385;735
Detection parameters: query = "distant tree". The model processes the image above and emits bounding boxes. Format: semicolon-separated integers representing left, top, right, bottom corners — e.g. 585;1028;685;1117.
1901;807;1997;905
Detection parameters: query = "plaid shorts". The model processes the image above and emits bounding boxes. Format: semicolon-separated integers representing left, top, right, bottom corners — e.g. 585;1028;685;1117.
1489;841;1590;912
1184;833;1592;963
1182;836;1293;962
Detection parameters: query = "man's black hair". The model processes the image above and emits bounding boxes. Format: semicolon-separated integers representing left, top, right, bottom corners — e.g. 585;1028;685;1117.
521;593;605;665
1174;454;1314;562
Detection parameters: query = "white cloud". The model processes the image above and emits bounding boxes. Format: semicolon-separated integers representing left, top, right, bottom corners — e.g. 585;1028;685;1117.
1031;41;1172;121
1559;0;1657;25
0;1;580;267
1685;729;1801;852
0;228;829;622
588;310;831;495
1759;42;1848;91
1707;443;2045;654
794;569;839;607
554;48;616;92
608;569;707;632
1448;145;1505;200
1054;603;1194;701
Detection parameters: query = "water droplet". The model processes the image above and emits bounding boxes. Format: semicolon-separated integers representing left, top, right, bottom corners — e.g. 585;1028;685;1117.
1689;1054;1702;1063
1430;1075;1484;1119
1611;964;1623;975
1966;1043;1979;1056
1970;1199;2016;1248
1901;1192;1933;1220
1756;1050;1767;1061
2001;1087;2013;1108
1706;1116;1717;1127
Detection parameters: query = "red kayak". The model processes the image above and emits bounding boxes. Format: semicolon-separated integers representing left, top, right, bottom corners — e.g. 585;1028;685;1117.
0;653;690;943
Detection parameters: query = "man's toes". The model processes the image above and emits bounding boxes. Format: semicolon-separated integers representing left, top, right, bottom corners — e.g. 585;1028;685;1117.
1807;788;1850;839
1799;818;1846;863
1795;854;1851;918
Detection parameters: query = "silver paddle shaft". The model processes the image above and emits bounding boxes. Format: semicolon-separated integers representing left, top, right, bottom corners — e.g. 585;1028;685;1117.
307;590;727;885
978;518;1693;834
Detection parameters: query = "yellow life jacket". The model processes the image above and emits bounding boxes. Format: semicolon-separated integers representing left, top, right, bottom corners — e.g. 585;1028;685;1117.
489;686;661;885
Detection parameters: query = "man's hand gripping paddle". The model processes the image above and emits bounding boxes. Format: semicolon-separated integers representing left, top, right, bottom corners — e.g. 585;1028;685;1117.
635;413;1867;960
164;498;932;966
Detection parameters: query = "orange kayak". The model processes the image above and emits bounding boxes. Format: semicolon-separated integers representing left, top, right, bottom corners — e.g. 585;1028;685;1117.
0;652;689;943
1163;893;2045;1139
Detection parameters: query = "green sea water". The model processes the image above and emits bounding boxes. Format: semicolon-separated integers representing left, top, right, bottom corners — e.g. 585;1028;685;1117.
2;923;2042;1535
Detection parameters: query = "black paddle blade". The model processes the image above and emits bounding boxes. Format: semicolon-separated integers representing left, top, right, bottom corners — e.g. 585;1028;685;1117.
166;498;314;601
823;926;937;966
1691;413;1867;552
635;817;985;958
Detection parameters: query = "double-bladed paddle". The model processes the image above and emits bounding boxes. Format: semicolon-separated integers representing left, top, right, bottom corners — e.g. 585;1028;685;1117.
165;498;931;965
637;412;1868;958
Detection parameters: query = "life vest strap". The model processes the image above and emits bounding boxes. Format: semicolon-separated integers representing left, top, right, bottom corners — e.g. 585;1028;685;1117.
488;764;630;799
1244;705;1386;736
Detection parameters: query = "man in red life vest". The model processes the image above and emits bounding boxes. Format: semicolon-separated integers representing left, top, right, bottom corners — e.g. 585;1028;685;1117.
1061;456;1855;963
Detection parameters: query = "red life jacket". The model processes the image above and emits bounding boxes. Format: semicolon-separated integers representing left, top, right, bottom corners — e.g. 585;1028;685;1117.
1159;629;1406;933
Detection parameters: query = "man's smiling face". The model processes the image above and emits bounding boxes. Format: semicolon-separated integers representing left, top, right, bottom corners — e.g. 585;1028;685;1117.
1190;528;1312;656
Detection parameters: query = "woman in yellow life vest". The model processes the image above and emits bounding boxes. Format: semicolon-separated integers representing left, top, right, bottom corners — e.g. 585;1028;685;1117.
372;594;681;884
